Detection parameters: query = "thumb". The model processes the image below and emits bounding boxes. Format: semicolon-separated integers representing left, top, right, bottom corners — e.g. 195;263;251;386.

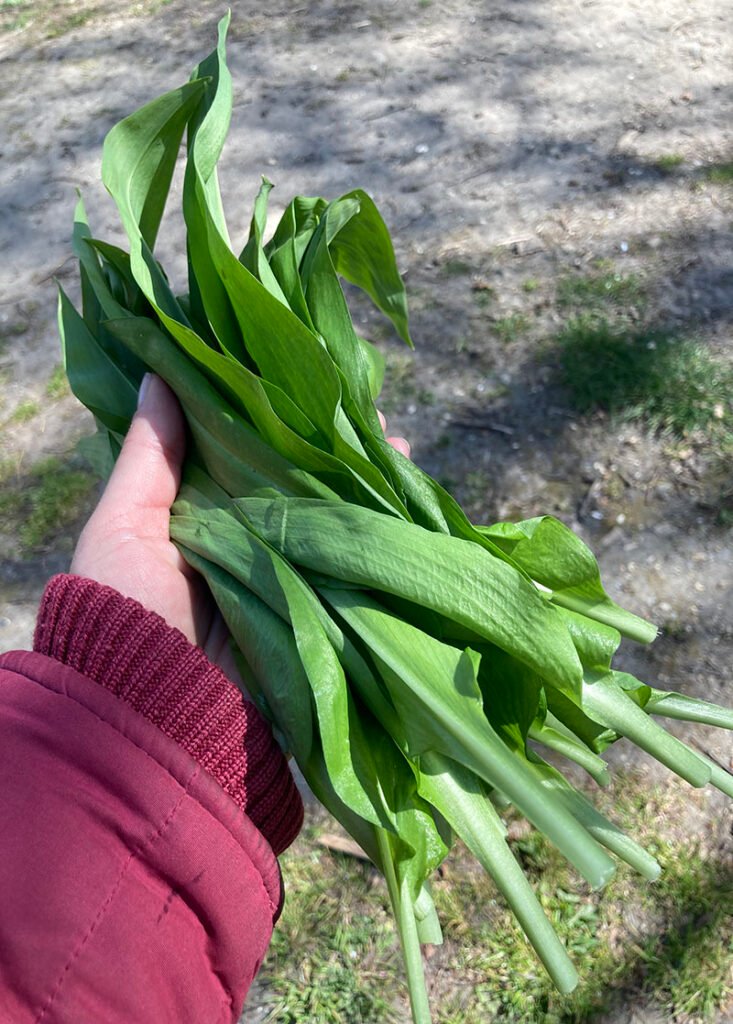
98;374;186;518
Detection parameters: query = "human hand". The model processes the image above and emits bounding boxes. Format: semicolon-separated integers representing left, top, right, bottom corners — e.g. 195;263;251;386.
71;374;228;663
378;410;411;458
72;374;410;667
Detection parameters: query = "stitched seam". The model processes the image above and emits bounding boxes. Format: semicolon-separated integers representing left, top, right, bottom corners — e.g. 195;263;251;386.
7;660;278;917
34;764;236;1024
33;767;194;1022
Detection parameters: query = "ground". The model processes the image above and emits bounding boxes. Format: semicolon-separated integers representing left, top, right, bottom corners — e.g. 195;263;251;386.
0;1;731;1021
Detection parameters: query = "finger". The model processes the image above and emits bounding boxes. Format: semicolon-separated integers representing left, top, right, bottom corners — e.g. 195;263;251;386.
377;409;387;432
98;374;186;516
387;435;411;459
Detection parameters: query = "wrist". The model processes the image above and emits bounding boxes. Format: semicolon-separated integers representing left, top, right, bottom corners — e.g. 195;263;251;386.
34;574;303;855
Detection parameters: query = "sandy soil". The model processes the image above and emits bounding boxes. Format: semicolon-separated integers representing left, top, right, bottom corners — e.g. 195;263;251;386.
0;0;731;1019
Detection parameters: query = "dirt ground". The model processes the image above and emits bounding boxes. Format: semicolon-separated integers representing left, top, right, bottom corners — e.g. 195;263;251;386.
1;0;731;1019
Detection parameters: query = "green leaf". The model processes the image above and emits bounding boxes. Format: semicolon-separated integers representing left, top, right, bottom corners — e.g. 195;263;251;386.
300;197;379;426
554;605;621;672
171;500;409;832
239;177;289;303
173;546;315;764
58;286;138;435
480;517;657;644
321;587;615;889
357;334;386;399
101;316;339;501
262;195;325;328
237;496;584;697
183;18;243;357
544;684;617;754
475;643;545;752
329;189;413;346
103;77;207;252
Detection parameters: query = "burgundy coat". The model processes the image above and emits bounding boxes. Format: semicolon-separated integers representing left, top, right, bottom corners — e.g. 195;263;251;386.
0;576;303;1024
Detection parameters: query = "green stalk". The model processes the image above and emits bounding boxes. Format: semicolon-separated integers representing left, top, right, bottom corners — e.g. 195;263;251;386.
582;675;711;787
531;760;661;881
551;591;657;644
646;689;733;729
529;717;611;786
417;752;579;993
375;827;432;1024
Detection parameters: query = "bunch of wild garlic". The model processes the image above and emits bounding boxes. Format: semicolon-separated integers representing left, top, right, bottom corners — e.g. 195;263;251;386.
61;17;733;1023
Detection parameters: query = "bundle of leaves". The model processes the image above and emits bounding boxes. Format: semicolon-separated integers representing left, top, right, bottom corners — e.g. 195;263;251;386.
60;18;733;1024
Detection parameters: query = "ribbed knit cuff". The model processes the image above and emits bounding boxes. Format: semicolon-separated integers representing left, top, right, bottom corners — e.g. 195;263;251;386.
34;574;303;856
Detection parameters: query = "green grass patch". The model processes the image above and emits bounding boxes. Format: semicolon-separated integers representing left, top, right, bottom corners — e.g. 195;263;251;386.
556;270;645;312
551;267;733;441
261;818;402;1022
0;455;95;553
1;0;171;37
492;313;528;343
46;365;70;400
557;318;732;435
7;399;40;424
705;161;733;185
262;780;732;1023
471;283;497;309
655;154;684;174
440;259;473;277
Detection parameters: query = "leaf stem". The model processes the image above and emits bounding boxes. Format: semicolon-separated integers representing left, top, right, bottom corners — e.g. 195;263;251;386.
375;827;432;1024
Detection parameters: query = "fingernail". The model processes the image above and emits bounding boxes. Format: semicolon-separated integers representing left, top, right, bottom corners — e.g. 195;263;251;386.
137;373;153;409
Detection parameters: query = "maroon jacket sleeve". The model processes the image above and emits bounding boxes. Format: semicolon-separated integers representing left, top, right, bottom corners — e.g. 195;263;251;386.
0;575;304;1024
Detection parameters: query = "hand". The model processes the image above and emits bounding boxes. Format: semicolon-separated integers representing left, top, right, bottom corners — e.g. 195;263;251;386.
378;411;410;458
71;374;229;664
71;374;411;668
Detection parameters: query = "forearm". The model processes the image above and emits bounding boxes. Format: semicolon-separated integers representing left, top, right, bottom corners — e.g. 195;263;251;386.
0;575;303;1024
